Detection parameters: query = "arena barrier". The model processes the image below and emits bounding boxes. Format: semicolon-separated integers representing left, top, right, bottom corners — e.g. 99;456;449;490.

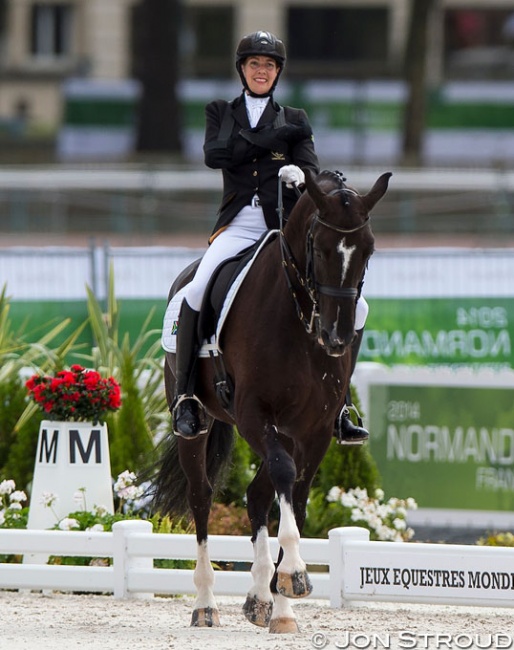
1;522;514;608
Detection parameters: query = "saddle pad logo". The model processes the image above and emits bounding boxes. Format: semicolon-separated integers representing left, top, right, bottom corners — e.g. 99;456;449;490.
171;319;179;335
271;151;285;161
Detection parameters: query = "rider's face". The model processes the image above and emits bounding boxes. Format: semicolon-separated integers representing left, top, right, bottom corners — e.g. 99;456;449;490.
241;56;279;95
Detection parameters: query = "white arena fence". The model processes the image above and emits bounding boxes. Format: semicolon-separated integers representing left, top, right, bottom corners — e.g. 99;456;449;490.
2;522;514;609
2;244;514;302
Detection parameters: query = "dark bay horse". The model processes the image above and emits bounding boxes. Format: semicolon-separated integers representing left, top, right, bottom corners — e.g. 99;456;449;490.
153;169;391;633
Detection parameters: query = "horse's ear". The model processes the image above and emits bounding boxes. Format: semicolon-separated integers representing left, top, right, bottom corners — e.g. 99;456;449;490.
303;168;329;211
362;172;392;212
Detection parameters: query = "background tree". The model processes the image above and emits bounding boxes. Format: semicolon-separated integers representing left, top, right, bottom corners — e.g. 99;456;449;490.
401;0;438;166
135;0;182;154
0;0;6;57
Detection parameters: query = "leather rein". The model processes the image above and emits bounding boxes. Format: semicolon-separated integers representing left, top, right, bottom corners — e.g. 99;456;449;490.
277;179;370;335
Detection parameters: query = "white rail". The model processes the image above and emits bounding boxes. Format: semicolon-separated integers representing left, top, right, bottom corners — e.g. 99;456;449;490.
2;523;514;609
0;166;513;193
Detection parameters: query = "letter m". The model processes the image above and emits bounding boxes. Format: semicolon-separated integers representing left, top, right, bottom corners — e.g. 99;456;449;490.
38;428;59;463
69;429;102;464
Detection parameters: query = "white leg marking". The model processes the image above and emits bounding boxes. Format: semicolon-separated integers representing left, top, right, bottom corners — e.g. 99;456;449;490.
276;495;305;575
271;593;296;622
193;540;217;610
249;526;275;601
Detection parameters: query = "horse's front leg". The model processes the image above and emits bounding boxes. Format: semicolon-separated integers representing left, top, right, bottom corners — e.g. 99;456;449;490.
275;493;312;600
267;427;312;633
243;465;276;628
177;435;220;627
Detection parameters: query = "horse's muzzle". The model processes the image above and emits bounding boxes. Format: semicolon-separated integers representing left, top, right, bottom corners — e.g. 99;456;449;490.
318;330;354;357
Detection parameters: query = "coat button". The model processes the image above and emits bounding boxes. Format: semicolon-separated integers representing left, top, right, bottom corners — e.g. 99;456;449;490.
252;170;258;176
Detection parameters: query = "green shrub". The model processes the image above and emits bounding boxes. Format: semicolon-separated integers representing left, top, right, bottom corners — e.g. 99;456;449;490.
81;272;167;478
217;431;257;508
304;486;417;541
0;287;85;489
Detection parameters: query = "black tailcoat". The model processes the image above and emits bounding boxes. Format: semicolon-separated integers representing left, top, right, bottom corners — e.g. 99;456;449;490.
203;93;320;240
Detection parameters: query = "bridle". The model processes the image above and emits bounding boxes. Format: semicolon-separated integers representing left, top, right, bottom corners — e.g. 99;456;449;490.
277;180;370;335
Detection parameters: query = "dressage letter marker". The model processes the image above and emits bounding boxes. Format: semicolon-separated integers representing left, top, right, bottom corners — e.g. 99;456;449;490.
27;420;114;532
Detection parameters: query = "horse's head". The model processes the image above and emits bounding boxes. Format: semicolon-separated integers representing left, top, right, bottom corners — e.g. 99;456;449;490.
301;169;392;357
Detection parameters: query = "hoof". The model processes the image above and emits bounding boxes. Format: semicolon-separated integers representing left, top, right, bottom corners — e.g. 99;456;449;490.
190;607;220;627
277;570;313;599
269;617;300;634
242;594;273;628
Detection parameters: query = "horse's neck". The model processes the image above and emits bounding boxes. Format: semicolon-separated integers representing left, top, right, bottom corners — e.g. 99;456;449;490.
283;200;314;264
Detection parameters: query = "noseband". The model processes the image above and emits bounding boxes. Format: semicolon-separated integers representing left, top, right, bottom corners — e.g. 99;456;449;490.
278;182;370;335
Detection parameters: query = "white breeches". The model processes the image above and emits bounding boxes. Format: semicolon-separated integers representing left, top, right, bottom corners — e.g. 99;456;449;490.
183;204;369;331
184;205;268;312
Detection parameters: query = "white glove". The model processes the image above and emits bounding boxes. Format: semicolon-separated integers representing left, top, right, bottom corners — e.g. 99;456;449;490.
278;165;305;188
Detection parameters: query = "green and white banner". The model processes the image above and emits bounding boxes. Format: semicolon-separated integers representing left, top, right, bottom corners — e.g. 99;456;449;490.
363;298;513;370
355;366;514;514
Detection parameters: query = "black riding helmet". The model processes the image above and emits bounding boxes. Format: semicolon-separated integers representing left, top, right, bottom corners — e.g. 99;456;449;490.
236;31;286;97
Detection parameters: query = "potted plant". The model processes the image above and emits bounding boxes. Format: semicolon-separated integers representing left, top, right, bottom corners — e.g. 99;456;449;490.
25;364;121;424
24;365;122;532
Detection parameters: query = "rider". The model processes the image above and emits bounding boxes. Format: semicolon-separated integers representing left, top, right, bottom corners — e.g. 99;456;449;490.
172;30;369;444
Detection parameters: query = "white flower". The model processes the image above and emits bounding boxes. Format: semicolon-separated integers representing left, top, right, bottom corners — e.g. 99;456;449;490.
350;507;363;522
73;490;86;504
395;505;407;518
352;487;369;501
393;517;407;531
8;502;22;511
10;490;27;504
0;480;15;496
326;486;342;503
40;491;58;508
86;523;104;532
404;527;415;541
58;518;80;531
341;492;358;508
113;470;137;494
93;504;109;516
374;488;385;501
0;510;5;525
406;497;418;510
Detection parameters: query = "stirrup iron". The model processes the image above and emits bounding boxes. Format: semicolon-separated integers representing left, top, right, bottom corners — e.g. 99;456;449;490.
335;404;368;446
172;394;208;439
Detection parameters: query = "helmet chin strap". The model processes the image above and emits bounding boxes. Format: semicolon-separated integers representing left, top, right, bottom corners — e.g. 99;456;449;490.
244;87;273;98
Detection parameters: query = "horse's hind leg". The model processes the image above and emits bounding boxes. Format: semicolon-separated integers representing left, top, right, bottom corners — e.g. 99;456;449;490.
177;434;220;628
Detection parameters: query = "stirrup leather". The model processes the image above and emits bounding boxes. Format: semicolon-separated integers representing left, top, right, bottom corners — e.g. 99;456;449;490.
172;394;208;438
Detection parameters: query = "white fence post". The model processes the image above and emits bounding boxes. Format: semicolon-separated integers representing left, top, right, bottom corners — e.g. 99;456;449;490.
328;526;370;608
112;520;153;600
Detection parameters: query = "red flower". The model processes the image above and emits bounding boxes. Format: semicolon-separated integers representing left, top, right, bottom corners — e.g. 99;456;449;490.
26;367;122;424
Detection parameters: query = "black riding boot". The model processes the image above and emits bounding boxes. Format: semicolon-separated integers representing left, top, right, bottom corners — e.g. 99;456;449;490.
334;328;370;445
173;300;207;439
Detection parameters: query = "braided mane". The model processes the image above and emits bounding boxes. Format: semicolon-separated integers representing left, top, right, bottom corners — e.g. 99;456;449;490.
317;169;347;190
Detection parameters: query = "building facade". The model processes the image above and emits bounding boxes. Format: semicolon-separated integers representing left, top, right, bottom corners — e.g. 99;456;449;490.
0;0;513;134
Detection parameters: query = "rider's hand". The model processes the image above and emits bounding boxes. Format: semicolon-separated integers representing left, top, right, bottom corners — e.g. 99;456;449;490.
278;165;305;189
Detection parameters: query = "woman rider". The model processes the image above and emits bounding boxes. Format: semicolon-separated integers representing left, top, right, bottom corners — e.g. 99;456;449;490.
172;31;369;445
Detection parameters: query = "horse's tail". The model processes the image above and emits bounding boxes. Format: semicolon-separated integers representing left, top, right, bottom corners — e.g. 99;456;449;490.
151;420;235;518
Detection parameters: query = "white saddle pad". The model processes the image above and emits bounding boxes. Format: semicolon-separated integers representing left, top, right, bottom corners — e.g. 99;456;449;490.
161;230;277;357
